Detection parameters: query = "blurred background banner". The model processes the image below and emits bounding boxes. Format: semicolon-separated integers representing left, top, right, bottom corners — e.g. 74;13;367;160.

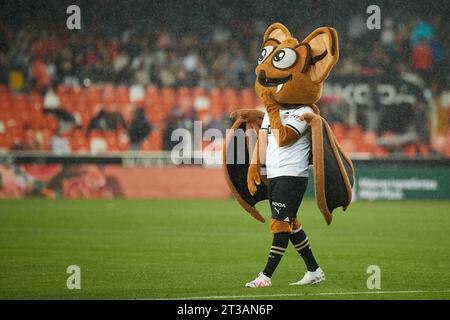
0;0;449;199
0;161;229;199
1;154;449;200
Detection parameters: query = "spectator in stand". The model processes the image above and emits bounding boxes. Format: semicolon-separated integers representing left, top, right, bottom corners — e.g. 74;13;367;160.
87;105;127;133
128;106;153;151
429;36;448;84
32;57;50;93
10;127;38;151
410;20;434;47
0;53;9;85
50;129;71;155
412;38;433;83
0;3;449;158
43;84;60;110
43;84;76;132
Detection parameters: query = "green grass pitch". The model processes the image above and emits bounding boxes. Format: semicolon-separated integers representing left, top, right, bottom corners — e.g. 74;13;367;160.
0;198;449;300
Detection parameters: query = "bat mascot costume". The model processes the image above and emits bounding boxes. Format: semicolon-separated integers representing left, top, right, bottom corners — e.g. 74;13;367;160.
223;23;355;287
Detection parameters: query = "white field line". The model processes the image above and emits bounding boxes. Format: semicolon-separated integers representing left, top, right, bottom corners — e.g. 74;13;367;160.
150;289;450;300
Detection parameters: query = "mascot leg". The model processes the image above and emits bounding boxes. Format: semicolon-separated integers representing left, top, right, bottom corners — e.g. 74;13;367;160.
290;218;319;272
261;219;292;278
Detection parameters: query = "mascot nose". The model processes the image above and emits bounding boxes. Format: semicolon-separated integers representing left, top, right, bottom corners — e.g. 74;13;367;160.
257;70;267;85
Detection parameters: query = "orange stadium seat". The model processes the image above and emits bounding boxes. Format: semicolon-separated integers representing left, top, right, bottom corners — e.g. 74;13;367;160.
145;86;161;107
70;86;84;103
374;146;389;157
193;87;206;98
146;105;165;127
444;135;450;158
362;131;378;152
1;85;445;157
209;88;225;117
115;86;130;105
240;88;256;108
13;94;28;111
140;130;162;151
403;144;417;157
84;86;101;105
331;123;346;143
341;138;358;153
178;86;192;103
223;88;239;113
417;143;430;157
117;130;130;151
69;130;88;152
0;93;12;110
103;131;118;151
161;87;176;107
0;134;8;149
44;114;58;132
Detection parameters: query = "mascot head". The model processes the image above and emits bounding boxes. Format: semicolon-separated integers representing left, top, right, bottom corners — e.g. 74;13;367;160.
255;23;339;105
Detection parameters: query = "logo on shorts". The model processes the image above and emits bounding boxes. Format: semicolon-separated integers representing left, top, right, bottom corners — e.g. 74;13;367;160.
272;202;286;208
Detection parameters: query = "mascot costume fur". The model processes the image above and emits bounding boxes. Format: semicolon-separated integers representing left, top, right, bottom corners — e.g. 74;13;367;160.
223;23;355;287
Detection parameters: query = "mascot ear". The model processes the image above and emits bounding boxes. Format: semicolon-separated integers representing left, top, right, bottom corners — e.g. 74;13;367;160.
263;23;292;43
301;27;339;83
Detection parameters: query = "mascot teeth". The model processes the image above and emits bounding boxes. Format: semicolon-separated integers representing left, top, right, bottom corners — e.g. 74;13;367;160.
276;83;283;93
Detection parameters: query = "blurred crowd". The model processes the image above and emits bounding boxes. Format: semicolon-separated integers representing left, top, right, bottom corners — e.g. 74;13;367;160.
0;1;449;157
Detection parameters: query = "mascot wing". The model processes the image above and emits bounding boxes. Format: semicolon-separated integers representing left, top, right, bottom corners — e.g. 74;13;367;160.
223;109;355;226
222;109;268;223
301;112;355;225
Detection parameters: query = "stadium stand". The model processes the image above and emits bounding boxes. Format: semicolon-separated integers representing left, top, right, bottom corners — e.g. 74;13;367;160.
0;1;449;158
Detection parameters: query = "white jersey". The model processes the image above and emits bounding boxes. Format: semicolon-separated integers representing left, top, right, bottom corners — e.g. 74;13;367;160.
260;106;313;179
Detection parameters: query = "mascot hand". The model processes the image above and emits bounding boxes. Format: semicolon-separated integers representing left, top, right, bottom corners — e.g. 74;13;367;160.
247;164;261;196
261;90;280;113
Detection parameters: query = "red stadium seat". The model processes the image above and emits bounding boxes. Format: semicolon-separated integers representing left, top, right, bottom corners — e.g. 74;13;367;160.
115;86;130;105
177;87;192;104
403;144;416;157
362;131;377;152
117;130;130;151
209;88;225;117
70;130;89;152
104;132;119;151
240;88;256;108
84;85;101;105
341;138;358;153
140;130;162;151
418;143;430;158
13;94;29;111
149;130;162;150
45;114;58;132
331;123;346;143
161;88;176;108
223;88;239;113
145;86;161;108
374;146;389;157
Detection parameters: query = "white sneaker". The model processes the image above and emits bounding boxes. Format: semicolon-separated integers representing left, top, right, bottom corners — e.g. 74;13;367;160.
290;267;325;285
245;272;272;288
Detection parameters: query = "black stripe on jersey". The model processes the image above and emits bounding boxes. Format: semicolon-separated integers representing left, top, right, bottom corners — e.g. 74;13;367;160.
286;124;301;136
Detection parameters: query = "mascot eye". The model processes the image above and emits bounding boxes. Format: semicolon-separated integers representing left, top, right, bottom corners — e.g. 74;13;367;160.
257;46;275;64
272;48;297;69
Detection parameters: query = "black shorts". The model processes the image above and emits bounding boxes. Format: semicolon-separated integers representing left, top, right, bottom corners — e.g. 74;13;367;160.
268;176;308;223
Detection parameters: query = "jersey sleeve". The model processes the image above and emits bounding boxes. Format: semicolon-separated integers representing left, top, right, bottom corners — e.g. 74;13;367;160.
260;112;269;130
285;106;314;136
